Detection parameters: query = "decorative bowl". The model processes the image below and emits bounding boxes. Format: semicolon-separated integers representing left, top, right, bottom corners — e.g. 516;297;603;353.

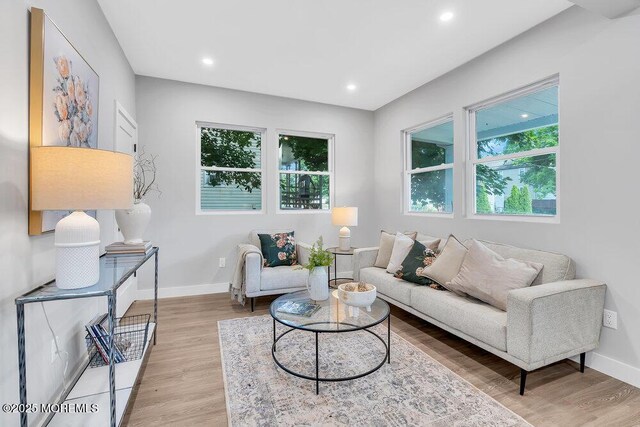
337;282;377;310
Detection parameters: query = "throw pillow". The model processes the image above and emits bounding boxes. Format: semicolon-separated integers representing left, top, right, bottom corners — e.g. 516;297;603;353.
419;235;468;294
448;240;543;311
258;232;297;267
374;230;417;268
393;241;437;286
386;232;415;273
418;238;441;253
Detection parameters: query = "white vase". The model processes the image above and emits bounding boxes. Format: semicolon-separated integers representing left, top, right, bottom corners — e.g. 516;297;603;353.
115;199;151;244
307;266;329;301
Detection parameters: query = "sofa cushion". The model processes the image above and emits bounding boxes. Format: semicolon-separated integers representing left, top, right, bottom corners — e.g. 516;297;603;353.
411;286;508;351
374;230;417;268
448;240;543;311
420;235;468;293
258;232;297;267
474;240;575;285
260;265;308;291
393;241;437;286
386;233;415;274
360;267;417;306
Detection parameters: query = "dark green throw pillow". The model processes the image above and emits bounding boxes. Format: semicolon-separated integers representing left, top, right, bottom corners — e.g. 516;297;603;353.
258;232;297;267
394;240;437;286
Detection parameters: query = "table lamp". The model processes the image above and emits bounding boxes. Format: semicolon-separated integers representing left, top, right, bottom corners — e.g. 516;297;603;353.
31;147;133;289
332;207;358;251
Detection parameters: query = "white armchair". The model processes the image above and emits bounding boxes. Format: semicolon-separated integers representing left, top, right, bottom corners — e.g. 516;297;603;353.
244;230;312;311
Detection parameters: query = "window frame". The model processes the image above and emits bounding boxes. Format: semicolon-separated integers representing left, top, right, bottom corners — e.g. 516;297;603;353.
465;75;560;223
276;129;335;214
195;121;267;215
402;114;455;218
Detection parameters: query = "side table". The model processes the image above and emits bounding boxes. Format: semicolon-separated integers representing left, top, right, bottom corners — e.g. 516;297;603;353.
326;246;356;288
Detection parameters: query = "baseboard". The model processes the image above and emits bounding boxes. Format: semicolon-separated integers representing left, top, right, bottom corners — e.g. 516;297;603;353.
137;282;228;300
571;351;640;388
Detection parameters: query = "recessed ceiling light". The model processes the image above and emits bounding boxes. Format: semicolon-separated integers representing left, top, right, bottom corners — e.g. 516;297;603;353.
521;113;529;118
346;83;357;92
202;57;214;66
439;11;454;22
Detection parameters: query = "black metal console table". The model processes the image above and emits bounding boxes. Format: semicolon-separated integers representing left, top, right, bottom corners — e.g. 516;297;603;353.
15;247;159;427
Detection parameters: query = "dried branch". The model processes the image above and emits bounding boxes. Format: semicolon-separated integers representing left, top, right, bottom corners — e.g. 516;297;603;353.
133;146;161;200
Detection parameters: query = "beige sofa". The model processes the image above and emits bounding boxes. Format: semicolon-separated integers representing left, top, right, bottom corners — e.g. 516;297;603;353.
352;235;606;395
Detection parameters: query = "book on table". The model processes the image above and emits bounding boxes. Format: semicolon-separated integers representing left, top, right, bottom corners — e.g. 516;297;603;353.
105;241;152;254
276;301;321;317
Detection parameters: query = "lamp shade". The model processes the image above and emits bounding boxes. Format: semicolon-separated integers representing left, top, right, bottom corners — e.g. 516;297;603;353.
332;207;358;227
31;146;133;211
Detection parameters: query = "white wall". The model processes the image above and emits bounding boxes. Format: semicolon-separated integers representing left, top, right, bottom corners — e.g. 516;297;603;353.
0;0;135;425
373;6;640;384
134;76;375;293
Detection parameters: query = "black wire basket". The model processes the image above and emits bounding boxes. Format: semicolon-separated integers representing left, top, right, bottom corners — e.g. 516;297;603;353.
85;314;151;368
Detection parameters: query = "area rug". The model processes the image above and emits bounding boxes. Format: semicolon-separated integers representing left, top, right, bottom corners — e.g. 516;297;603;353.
218;315;530;426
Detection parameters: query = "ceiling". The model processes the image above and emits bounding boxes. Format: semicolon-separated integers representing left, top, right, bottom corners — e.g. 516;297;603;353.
98;0;572;111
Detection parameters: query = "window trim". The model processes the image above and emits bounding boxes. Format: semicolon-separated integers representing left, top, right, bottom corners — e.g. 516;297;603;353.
276;129;335;214
465;75;560;223
402;114;455;217
195;121;267;215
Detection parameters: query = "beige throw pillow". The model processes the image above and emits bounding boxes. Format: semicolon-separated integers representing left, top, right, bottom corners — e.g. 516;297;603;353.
374;230;417;268
448;240;543;311
386;233;415;274
418;238;441;253
419;235;468;294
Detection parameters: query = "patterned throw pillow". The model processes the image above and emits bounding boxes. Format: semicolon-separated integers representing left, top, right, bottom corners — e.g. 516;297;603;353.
394;240;442;288
258;232;297;267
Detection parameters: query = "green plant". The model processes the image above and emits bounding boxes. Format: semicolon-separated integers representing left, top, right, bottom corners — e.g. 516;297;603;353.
476;183;492;213
300;236;334;270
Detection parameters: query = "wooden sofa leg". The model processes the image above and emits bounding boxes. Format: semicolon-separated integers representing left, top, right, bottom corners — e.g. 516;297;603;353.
250;297;255;312
519;369;527;396
580;352;586;373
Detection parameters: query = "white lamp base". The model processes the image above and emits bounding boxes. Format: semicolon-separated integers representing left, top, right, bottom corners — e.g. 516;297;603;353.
338;226;351;251
54;211;100;289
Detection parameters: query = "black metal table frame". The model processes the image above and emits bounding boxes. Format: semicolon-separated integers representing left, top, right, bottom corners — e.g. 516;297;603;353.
15;248;159;427
271;313;390;394
328;247;356;287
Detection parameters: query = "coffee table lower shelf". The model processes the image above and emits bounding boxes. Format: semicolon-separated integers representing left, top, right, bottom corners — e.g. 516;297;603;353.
270;318;391;394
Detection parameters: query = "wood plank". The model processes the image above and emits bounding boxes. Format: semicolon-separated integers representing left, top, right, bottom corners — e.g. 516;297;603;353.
123;294;640;426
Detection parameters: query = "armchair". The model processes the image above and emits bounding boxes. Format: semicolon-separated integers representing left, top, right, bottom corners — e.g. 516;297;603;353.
244;230;312;311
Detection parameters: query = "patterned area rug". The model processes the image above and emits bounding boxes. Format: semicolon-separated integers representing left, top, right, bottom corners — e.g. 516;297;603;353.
218;315;529;427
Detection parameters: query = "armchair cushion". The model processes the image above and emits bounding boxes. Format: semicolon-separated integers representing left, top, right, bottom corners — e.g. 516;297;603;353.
258;231;297;267
260;265;309;291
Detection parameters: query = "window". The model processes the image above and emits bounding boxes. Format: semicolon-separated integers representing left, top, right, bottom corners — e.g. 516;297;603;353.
278;131;333;211
468;77;559;219
197;122;265;213
404;116;454;214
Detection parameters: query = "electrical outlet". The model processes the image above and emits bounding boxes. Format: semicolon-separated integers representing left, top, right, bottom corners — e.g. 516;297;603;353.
219;257;226;268
603;309;618;329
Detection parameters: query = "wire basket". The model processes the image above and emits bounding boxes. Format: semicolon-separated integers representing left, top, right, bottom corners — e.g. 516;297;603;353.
85;314;151;368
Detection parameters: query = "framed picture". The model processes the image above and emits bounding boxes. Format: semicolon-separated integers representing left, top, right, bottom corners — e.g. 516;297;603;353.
29;8;100;235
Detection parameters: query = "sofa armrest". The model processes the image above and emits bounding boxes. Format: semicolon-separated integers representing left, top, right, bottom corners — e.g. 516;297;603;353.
507;279;606;369
244;247;262;296
352;247;379;281
297;242;312;266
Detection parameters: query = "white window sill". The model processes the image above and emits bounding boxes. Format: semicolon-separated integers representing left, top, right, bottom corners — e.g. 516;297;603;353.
467;213;559;224
276;209;332;215
404;211;454;219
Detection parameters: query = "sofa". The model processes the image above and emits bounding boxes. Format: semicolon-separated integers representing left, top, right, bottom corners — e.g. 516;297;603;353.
243;230;312;311
352;234;606;395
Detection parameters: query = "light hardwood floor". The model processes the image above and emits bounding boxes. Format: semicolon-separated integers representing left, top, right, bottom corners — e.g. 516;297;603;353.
123;294;640;426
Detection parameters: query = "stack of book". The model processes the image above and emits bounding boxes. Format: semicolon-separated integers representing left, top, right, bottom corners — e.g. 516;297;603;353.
86;314;126;364
105;241;152;255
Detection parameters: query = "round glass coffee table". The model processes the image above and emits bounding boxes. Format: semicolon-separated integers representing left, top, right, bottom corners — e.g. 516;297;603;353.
270;290;390;394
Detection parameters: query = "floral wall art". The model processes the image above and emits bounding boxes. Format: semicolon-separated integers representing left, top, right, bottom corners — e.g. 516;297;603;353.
29;8;100;234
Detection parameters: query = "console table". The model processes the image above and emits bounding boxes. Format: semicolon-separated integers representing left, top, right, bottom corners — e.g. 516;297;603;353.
15;247;159;427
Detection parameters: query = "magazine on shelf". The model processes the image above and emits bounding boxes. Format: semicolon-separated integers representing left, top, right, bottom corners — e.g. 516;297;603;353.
85;314;126;364
276;301;321;317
